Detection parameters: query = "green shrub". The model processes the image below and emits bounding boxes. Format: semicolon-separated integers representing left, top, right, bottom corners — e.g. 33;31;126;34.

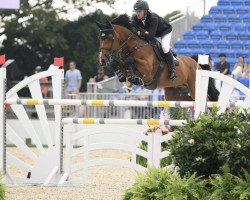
168;107;190;120
122;167;207;200
123;165;250;200
208;164;238;200
0;174;6;200
232;169;250;200
169;108;250;178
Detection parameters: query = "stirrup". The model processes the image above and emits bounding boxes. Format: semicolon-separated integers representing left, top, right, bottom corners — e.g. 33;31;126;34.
169;72;177;82
173;57;179;66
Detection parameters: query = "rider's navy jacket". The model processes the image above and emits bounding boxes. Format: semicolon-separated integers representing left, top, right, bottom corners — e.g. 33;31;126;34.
132;11;172;40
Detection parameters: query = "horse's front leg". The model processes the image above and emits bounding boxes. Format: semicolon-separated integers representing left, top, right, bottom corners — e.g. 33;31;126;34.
110;59;126;82
124;56;143;86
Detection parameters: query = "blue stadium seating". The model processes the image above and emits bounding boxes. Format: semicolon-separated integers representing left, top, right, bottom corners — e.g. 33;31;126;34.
183;31;196;40
208;49;221;57
230;40;244;49
228;14;242;23
238;77;250;87
245;22;250;31
174;40;186;48
212;57;220;66
210;6;222;14
227;58;238;67
236;6;250;14
218;0;231;6
239;32;250;40
174;1;250;76
231;0;244;6
244;0;250;6
229;66;234;73
210;31;223;40
204;23;218;32
178;49;191;56
235;49;249;58
190;48;206;55
171;48;179;54
196;31;209;40
186;40;200;48
218;23;232;31
216;40;230;49
244;40;250;49
225;31;238;40
245;50;250;58
192;23;205;31
200;40;214;48
222;49;235;58
233;23;247;31
245;58;250;63
221;6;236;14
201;15;213;23
213;14;227;23
243;14;250;22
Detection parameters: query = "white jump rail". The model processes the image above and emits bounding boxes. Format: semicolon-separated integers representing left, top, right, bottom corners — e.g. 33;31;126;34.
4;99;244;108
61;118;187;126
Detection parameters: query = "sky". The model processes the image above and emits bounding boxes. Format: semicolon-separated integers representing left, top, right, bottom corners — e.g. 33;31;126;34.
90;0;219;18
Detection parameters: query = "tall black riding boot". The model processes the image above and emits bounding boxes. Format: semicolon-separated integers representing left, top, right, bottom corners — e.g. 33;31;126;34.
164;51;177;82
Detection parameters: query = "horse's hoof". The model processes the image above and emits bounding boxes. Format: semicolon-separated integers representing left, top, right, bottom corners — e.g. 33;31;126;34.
128;77;136;83
119;77;126;82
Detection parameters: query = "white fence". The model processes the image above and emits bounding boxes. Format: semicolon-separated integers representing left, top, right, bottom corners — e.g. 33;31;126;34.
0;66;250;186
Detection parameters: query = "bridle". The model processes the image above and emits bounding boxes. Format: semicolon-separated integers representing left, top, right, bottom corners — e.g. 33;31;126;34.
99;27;134;65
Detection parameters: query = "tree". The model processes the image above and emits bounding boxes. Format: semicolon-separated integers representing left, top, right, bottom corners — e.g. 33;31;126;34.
60;10;117;91
0;0;116;91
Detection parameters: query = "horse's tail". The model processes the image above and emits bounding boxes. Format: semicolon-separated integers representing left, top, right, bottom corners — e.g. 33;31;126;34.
190;54;220;101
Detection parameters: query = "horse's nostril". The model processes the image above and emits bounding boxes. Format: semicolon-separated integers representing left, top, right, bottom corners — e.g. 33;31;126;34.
102;59;106;64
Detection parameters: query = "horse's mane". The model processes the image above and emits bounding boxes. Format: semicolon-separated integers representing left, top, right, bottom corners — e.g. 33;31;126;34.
111;14;132;31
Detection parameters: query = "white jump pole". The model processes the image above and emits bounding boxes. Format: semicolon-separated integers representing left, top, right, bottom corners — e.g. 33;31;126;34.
61;118;187;126
4;99;244;108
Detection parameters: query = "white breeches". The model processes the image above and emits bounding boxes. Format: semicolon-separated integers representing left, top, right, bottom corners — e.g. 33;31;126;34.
158;31;172;53
232;66;242;79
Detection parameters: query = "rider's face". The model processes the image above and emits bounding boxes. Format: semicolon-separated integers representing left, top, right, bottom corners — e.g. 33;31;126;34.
136;10;145;20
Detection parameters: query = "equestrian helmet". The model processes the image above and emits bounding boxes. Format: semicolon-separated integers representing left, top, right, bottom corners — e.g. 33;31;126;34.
133;0;149;12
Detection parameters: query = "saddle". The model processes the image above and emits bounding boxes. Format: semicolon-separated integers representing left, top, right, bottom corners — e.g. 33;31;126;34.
149;39;179;65
141;39;179;90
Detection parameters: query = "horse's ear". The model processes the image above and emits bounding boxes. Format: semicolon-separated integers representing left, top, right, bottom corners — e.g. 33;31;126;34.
95;21;107;30
106;19;113;29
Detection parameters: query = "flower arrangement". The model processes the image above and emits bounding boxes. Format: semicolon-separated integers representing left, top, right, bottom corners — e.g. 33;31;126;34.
142;111;171;137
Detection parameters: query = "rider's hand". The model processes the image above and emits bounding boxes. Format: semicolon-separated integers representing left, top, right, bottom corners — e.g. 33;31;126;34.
137;31;140;36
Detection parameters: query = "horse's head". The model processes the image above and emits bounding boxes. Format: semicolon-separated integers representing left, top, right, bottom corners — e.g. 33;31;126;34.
96;19;120;66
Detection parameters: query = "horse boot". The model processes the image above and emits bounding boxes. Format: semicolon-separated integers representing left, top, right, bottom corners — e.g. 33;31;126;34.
126;66;140;85
124;56;143;85
110;59;126;82
164;51;178;82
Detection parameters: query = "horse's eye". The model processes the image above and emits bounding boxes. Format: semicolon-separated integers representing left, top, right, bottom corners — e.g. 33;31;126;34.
108;36;113;41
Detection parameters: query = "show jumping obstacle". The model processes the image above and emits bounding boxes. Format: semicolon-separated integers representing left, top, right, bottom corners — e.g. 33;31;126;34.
0;63;250;186
4;99;244;108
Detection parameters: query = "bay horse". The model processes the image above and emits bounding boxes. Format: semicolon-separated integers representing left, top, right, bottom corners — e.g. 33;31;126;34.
96;14;219;101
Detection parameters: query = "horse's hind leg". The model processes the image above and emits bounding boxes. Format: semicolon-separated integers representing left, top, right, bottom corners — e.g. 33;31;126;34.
164;86;194;101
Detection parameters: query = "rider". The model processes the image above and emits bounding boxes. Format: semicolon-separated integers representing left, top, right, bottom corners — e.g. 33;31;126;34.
132;0;177;82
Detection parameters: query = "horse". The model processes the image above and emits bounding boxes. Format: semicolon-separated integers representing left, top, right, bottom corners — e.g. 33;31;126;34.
96;14;219;101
